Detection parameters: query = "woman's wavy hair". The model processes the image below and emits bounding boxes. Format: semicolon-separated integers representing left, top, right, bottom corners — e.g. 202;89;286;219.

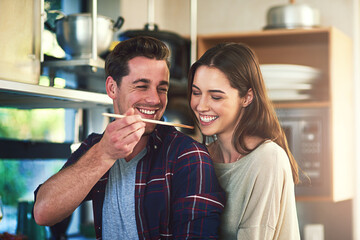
187;42;299;184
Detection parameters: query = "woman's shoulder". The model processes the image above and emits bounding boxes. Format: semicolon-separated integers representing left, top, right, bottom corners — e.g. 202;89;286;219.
251;140;291;170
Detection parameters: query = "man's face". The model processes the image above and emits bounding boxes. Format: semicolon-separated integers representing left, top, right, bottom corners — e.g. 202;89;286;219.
111;56;170;134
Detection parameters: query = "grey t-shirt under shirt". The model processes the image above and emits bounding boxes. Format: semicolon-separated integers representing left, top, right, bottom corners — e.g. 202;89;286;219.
102;148;147;239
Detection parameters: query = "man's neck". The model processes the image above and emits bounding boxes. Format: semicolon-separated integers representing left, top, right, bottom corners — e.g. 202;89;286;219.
124;135;149;162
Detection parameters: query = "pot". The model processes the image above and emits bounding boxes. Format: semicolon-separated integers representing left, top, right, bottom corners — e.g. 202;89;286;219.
53;12;124;58
119;24;190;81
264;1;320;30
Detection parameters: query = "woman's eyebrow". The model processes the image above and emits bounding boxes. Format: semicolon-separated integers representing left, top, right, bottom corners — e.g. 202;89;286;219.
209;89;225;94
192;84;225;94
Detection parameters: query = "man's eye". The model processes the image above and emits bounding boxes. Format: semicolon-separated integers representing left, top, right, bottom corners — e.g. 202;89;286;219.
136;85;148;89
158;88;168;93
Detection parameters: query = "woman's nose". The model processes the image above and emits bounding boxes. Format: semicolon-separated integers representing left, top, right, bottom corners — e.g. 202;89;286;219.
196;96;210;112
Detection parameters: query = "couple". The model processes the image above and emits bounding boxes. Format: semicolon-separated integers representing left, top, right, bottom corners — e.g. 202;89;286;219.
34;36;300;239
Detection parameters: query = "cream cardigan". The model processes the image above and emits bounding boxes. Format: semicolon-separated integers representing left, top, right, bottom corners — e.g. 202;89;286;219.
214;141;300;240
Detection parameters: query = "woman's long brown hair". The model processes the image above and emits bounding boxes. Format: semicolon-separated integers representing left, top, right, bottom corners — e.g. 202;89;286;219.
188;42;300;184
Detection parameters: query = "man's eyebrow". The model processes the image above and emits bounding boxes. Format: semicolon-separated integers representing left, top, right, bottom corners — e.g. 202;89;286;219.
133;79;150;84
159;80;169;86
133;79;169;87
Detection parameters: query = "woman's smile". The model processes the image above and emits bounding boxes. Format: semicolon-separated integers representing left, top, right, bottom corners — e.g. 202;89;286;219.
199;114;219;125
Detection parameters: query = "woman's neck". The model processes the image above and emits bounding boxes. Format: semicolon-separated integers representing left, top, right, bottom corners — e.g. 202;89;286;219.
208;138;240;164
209;135;264;164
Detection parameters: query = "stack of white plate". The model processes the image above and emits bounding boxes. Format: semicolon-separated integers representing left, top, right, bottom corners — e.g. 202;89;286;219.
260;64;321;101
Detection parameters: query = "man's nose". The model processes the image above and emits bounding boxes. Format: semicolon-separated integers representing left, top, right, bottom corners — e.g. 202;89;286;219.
145;88;161;105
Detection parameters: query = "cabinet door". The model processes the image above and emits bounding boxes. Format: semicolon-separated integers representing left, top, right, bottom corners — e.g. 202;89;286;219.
0;0;41;84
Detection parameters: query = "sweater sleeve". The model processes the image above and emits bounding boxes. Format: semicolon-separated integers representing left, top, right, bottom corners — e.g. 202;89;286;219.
236;144;300;240
171;141;226;239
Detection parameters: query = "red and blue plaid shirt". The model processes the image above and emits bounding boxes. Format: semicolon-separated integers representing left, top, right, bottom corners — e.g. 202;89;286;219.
54;124;225;239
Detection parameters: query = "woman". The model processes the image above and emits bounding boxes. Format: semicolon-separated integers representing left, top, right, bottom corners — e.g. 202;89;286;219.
188;42;301;240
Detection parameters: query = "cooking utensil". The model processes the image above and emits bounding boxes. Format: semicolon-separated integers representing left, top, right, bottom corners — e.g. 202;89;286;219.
118;0;189;81
119;24;190;81
102;113;194;129
50;11;124;58
264;0;320;30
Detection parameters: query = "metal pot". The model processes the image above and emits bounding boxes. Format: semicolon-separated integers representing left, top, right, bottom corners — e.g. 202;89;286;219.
119;24;190;81
264;2;320;30
54;13;124;58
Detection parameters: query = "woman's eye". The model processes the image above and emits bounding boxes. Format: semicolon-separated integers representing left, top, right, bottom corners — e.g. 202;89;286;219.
192;91;200;96
212;96;222;100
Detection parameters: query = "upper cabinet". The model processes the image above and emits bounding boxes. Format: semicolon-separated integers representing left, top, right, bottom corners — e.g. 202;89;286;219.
0;0;112;110
198;27;354;202
0;0;42;84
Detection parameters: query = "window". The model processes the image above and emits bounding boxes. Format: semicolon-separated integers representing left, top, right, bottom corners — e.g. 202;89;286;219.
0;107;78;236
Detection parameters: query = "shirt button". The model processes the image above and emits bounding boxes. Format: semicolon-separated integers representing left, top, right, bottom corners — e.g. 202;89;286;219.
154;145;157;149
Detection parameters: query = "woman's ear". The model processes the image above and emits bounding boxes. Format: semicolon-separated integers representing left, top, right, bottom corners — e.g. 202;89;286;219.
243;88;254;107
106;76;117;99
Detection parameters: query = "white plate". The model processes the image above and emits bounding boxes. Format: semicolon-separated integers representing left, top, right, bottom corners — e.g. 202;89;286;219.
260;64;321;84
265;82;312;90
268;89;311;101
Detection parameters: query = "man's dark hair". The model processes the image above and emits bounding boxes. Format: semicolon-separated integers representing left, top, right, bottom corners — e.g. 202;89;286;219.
105;36;170;85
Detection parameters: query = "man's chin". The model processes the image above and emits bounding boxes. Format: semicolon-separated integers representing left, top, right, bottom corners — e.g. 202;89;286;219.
144;124;157;135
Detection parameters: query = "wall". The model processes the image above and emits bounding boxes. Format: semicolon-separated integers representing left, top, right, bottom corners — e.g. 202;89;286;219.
104;0;357;239
118;0;354;38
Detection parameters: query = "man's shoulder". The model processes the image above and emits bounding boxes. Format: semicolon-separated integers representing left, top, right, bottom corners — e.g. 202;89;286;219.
164;127;205;149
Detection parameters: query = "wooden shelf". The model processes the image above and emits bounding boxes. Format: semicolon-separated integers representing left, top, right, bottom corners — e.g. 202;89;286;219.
197;27;355;202
274;101;330;109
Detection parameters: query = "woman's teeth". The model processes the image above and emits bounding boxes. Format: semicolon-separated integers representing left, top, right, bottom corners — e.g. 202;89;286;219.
200;115;218;123
139;108;156;115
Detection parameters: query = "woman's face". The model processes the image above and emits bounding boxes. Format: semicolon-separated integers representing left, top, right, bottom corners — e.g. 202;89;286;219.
190;66;244;137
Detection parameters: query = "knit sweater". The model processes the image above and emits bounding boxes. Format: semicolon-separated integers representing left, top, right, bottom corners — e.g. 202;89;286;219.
213;141;300;240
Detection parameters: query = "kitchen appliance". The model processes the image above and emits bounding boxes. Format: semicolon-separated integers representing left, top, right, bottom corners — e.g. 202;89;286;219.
276;107;330;197
119;0;190;81
119;25;190;81
51;12;124;58
264;0;320;30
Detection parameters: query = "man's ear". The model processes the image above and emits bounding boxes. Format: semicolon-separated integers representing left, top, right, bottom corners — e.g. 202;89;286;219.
106;76;117;99
243;88;254;107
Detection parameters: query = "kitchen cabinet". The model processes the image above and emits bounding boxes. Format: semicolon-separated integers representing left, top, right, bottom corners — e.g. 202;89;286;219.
197;27;354;202
0;0;42;84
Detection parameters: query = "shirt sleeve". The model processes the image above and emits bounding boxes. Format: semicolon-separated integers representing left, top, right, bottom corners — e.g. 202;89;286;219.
33;133;102;204
171;141;226;239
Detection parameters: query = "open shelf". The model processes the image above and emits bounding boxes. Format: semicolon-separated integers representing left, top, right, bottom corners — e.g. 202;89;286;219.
0;79;112;109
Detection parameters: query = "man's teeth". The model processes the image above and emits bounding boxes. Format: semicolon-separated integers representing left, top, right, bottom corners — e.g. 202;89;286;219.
200;115;218;123
139;109;156;115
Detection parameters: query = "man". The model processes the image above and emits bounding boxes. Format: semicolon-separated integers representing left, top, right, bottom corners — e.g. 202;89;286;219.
34;36;225;239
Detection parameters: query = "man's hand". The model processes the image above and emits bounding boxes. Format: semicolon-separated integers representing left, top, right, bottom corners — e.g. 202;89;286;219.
98;108;146;161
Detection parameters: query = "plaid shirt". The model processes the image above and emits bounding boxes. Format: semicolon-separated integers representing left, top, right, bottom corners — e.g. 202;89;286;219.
54;124;225;239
